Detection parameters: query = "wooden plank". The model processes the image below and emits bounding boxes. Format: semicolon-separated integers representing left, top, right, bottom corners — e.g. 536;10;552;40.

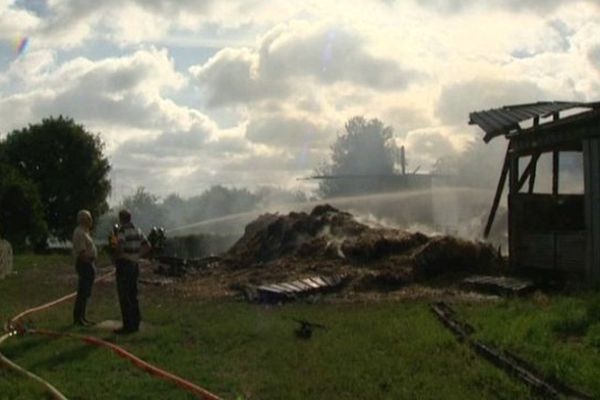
484;145;510;238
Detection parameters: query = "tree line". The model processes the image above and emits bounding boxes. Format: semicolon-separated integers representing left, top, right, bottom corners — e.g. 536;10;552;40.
1;113;489;251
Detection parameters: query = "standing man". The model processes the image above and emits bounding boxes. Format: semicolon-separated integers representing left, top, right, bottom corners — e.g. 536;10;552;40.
113;209;150;334
72;210;97;326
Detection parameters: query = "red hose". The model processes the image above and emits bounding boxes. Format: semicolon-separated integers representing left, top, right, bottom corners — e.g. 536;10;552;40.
30;329;222;400
3;268;224;400
9;270;115;326
0;332;69;400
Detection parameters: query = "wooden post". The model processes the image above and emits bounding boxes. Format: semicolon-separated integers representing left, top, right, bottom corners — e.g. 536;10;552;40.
583;138;600;282
552;113;560;196
529;117;540;194
509;152;519;194
508;150;520;270
552;151;560;195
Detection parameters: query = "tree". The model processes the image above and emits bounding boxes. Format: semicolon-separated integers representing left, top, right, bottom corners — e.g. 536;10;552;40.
0;164;47;250
0;116;111;240
188;185;259;220
317;116;399;197
121;187;166;233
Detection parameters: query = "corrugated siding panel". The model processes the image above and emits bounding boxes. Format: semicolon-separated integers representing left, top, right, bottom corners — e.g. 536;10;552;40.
584;138;600;281
470;101;599;142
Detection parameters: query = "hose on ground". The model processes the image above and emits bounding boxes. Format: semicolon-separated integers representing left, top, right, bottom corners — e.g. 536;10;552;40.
1;268;223;400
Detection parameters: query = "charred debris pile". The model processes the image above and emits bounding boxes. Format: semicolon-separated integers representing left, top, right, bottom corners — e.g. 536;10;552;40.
156;205;503;297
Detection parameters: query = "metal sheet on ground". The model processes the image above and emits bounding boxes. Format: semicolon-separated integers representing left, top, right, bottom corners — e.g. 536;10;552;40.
257;285;285;294
301;279;321;289
279;283;301;293
287;282;309;291
306;277;326;288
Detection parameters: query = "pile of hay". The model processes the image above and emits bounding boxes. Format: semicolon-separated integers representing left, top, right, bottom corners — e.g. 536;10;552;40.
219;205;502;291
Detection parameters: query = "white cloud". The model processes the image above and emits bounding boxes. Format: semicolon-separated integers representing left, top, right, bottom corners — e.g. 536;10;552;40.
245;115;333;148
0;48;194;138
190;22;418;107
436;78;549;126
0;1;40;41
3;0;600;199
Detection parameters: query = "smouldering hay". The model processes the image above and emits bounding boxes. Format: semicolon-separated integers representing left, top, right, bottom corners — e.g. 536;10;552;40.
176;205;506;298
412;236;502;279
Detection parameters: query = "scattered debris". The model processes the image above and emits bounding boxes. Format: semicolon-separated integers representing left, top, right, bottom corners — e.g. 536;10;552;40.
242;274;348;303
290;318;326;339
155;256;222;277
139;278;174;287
431;302;594;400
158;205;505;300
462;275;534;297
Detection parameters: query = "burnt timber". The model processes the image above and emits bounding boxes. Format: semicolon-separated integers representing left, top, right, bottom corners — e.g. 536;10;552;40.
470;101;600;281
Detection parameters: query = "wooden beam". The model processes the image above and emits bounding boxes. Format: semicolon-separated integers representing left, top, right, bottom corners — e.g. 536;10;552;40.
509;151;519;194
528;118;539;193
553;150;560;195
529;160;537;194
552;112;560;196
484;145;510;238
516;153;540;192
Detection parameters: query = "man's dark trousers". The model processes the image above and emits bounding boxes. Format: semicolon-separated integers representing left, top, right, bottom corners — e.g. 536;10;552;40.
73;260;95;323
115;258;141;331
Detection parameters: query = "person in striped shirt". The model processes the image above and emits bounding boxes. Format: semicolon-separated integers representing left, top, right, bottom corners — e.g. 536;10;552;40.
113;209;150;334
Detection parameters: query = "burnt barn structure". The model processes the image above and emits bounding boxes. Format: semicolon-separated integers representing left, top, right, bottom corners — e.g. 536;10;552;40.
470;101;600;281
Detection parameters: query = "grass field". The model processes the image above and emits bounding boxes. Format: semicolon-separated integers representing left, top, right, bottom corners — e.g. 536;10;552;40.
0;254;599;399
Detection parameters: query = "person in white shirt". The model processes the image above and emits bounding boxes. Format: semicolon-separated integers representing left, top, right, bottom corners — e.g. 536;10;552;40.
72;210;97;326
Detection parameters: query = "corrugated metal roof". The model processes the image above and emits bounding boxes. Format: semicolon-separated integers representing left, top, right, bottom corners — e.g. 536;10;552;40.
469;101;600;142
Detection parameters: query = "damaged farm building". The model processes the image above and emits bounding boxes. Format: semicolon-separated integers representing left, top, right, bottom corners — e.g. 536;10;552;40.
470;101;600;282
155;101;600;299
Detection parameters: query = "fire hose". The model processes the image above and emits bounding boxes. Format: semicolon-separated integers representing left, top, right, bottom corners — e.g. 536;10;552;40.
1;269;223;400
0;332;68;400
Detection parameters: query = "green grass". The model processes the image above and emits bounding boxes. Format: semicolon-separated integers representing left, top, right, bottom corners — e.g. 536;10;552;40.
1;254;596;399
458;293;600;398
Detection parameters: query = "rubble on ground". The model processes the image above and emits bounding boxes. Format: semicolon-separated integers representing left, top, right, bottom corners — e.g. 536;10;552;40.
159;204;504;299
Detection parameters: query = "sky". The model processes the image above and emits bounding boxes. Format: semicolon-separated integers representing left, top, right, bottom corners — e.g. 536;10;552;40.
1;0;600;202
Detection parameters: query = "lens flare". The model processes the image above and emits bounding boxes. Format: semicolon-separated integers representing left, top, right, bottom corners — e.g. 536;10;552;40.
15;37;29;56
